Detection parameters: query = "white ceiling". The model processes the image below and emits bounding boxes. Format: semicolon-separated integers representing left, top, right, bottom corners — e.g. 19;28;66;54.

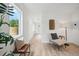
25;3;79;14
24;3;79;22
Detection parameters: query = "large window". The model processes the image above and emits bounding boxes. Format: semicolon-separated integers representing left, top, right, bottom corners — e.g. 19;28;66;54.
9;4;23;38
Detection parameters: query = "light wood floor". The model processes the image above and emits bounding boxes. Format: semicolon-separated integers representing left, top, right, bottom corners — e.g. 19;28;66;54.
29;38;79;56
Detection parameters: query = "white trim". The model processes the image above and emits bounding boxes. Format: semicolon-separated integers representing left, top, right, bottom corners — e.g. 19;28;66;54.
9;4;23;39
13;35;23;39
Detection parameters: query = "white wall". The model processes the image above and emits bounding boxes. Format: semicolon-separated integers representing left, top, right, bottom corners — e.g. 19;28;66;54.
67;8;79;45
28;13;42;41
15;4;42;42
15;3;79;45
41;12;66;42
41;9;79;45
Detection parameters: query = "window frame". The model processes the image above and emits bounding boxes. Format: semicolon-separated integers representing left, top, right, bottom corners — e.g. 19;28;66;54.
9;4;23;39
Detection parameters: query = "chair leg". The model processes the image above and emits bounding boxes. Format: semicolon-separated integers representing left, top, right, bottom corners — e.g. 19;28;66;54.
24;53;26;56
19;53;25;56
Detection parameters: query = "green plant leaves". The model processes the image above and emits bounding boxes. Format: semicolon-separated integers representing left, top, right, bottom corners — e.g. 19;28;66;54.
0;3;14;56
0;3;14;16
0;32;14;46
0;3;7;8
2;52;7;56
3;51;14;56
0;3;14;27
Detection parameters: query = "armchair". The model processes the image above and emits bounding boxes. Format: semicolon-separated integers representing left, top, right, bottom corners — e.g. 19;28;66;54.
49;33;66;50
13;39;30;56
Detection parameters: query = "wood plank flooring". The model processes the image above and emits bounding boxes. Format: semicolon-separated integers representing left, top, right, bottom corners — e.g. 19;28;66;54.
29;38;79;56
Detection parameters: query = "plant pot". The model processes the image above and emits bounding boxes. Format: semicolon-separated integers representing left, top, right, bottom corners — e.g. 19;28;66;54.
10;27;18;36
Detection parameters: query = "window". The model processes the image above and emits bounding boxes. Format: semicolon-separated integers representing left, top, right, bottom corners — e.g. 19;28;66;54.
9;4;23;38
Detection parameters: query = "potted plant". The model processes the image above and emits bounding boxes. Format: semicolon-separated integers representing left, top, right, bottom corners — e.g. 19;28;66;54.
0;3;14;27
3;51;14;56
10;19;18;36
0;3;14;46
0;32;14;46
